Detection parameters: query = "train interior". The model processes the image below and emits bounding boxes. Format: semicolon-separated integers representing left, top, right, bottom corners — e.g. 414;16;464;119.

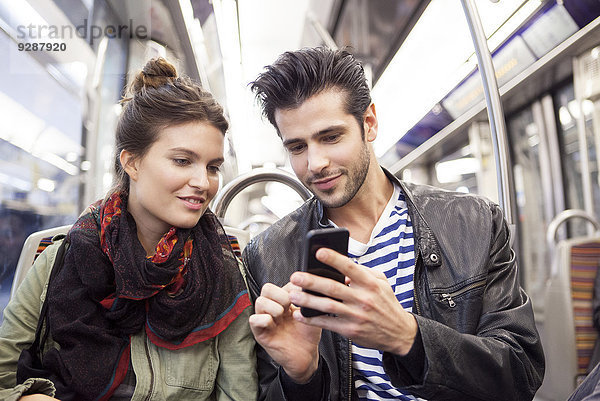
2;0;600;399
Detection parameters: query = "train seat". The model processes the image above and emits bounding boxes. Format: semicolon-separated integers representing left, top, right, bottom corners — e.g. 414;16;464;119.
538;236;600;400
10;225;72;301
10;224;250;302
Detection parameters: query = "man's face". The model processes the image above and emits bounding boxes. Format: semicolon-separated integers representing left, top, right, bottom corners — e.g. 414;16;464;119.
275;89;375;208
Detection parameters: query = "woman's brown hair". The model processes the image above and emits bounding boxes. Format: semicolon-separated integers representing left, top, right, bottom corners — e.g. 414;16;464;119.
113;57;228;194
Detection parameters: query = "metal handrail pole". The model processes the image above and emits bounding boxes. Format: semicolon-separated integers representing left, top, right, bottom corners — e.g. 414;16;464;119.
461;0;515;225
212;168;313;218
546;209;600;248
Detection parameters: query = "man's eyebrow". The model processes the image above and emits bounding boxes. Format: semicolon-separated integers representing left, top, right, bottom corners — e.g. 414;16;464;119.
282;125;346;147
210;157;225;165
282;138;303;148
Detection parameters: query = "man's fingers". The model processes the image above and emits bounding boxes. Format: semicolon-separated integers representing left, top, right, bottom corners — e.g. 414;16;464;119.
315;248;371;282
369;269;387;281
248;313;279;345
289;289;347;317
254;295;285;317
314;248;388;284
292;308;350;331
282;282;303;293
249;313;276;331
261;282;292;308
290;271;351;302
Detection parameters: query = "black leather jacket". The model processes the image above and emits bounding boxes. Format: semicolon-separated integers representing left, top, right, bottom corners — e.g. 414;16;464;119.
243;171;545;401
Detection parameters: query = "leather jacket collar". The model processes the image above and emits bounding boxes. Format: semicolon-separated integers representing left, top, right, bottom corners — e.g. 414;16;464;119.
312;166;442;268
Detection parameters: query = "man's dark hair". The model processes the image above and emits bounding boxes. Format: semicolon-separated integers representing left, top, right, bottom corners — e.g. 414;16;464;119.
250;47;371;136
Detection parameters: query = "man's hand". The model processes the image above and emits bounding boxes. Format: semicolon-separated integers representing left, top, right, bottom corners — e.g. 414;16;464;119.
288;248;418;355
249;282;322;383
19;396;60;400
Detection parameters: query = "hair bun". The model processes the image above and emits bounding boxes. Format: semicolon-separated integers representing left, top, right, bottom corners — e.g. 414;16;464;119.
130;57;178;93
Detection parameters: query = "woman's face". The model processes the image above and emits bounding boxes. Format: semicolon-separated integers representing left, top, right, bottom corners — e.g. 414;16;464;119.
124;121;224;236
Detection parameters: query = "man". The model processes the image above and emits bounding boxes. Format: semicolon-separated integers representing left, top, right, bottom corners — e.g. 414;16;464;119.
243;47;544;401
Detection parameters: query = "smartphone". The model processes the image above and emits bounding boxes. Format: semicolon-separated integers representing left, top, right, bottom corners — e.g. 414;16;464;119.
300;227;349;317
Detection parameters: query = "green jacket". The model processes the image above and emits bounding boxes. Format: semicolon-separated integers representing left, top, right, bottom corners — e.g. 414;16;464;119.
0;238;258;401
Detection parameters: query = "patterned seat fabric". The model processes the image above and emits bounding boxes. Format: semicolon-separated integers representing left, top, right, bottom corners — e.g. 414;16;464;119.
34;236;55;263
570;241;600;379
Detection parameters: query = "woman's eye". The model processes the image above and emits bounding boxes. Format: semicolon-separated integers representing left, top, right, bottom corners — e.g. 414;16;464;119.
173;158;190;166
208;165;221;173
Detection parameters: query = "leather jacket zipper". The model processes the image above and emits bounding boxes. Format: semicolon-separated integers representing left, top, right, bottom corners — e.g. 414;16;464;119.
347;338;352;401
413;253;422;315
440;279;486;308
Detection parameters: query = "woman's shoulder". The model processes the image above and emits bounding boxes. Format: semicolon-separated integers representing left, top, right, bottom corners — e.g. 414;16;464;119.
21;237;65;291
23;237;67;302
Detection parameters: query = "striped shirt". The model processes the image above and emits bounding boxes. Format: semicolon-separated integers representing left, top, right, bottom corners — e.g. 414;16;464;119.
342;184;424;400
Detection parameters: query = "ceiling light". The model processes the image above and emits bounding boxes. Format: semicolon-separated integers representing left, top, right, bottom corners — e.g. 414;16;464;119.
37;178;56;192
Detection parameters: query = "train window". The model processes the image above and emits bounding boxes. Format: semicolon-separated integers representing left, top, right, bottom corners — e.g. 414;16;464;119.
0;29;83;320
426;122;498;203
0;0;127;321
555;83;600;237
432;144;478;194
507;105;553;315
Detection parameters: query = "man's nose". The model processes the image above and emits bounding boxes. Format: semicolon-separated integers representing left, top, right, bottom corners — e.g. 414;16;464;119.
307;146;329;173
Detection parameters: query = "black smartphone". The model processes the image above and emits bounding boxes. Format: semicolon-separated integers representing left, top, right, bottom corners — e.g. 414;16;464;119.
300;227;349;317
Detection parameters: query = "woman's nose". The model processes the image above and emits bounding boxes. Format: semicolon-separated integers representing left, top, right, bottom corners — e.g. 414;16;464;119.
188;168;210;191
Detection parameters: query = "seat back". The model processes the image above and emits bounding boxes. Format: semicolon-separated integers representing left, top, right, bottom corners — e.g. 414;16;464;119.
223;225;251;257
10;225;71;301
570;241;600;377
538;236;600;400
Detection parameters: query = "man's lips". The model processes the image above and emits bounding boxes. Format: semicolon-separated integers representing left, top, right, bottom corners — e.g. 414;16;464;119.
310;174;341;190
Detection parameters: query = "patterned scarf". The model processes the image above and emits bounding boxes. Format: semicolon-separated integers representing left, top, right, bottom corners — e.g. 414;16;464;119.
36;192;251;400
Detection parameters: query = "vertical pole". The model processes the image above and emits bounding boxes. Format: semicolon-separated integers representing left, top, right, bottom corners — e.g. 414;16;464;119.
461;0;515;225
573;56;595;235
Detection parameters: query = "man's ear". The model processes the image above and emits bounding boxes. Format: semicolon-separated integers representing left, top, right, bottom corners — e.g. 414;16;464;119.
364;103;378;142
119;149;139;181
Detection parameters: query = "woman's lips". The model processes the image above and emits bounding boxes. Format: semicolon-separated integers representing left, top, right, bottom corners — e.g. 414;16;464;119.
179;196;206;210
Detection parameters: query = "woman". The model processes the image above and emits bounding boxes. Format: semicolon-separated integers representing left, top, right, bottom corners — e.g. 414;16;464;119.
0;58;257;400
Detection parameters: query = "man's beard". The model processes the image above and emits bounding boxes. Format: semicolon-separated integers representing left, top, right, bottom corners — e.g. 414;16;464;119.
307;142;371;209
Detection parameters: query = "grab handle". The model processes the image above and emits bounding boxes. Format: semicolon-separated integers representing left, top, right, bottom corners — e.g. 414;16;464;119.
546;209;600;248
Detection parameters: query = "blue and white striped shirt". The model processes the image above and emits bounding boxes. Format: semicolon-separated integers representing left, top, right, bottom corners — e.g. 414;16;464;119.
343;184;424;400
